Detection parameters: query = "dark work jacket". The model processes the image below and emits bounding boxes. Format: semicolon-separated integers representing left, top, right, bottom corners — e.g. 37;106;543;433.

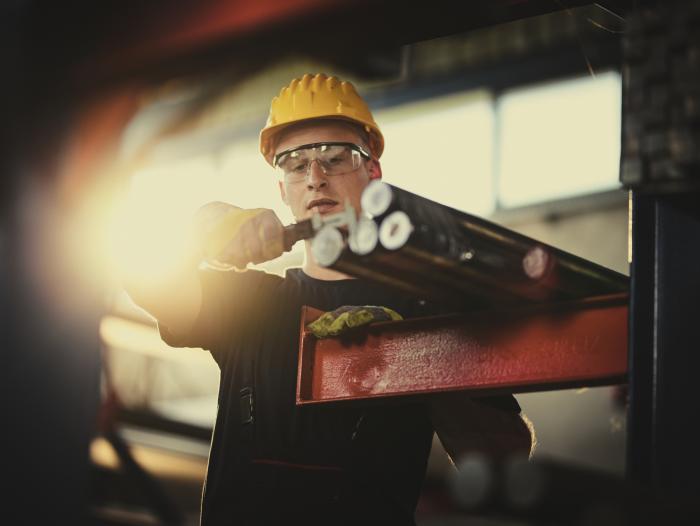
161;267;519;526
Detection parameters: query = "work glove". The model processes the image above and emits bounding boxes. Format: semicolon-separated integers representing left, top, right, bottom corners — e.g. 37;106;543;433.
307;305;403;338
194;201;284;270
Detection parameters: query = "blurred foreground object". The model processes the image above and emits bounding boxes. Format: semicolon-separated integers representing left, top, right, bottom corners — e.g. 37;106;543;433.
448;453;700;525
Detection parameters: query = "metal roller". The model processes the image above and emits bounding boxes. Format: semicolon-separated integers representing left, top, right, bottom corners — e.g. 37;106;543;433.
310;226;345;267
348;217;379;256
356;182;628;303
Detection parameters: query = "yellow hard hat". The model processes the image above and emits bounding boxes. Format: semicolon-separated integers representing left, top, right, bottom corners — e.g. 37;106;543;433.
260;73;384;165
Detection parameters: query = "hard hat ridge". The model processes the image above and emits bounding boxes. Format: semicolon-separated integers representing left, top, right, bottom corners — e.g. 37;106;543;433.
260;73;384;165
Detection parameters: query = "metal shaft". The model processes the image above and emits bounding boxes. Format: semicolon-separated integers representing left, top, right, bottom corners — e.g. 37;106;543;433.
355;182;628;305
315;226;488;308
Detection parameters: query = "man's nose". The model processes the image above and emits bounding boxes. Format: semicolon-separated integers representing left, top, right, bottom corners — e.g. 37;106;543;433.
306;160;328;189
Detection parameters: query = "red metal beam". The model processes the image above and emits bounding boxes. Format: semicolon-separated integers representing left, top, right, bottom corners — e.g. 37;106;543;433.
296;294;628;405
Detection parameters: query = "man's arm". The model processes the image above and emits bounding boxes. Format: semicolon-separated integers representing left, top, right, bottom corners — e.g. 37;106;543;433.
122;202;283;340
123;249;203;340
430;392;535;464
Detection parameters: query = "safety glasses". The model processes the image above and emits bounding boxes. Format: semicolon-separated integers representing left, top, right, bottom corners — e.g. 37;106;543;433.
274;142;371;183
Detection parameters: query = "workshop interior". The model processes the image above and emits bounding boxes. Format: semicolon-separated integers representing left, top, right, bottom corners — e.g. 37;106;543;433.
3;0;699;524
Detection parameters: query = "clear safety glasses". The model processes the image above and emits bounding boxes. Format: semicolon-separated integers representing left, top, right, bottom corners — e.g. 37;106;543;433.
274;142;371;183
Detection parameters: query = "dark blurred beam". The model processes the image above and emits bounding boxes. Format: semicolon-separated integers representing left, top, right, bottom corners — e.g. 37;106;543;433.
628;192;700;494
449;454;700;524
116;407;213;442
622;0;700;496
12;1;641;97
104;429;184;525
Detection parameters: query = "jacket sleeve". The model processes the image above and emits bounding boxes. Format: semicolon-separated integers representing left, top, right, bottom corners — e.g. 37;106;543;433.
158;267;282;363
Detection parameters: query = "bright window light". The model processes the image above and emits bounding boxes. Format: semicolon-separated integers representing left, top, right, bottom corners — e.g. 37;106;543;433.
497;71;622;208
375;90;495;215
108;139;296;284
129;138;292;229
215;139;295;225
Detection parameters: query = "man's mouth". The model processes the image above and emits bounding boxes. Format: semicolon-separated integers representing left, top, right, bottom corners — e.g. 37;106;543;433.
307;198;339;214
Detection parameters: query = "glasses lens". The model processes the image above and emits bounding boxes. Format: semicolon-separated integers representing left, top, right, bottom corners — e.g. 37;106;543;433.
277;150;311;181
317;144;360;175
277;143;363;182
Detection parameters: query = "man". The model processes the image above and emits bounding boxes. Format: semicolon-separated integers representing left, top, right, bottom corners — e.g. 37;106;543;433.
127;73;532;525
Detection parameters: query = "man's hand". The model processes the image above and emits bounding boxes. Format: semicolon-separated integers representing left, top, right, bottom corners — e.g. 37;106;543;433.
307;305;403;338
194;202;284;270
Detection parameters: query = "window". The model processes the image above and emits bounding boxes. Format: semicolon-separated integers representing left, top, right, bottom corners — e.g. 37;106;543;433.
496;71;622;208
376;90;495;216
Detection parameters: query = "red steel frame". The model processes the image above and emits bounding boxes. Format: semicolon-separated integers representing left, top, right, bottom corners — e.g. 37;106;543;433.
296;294;628;405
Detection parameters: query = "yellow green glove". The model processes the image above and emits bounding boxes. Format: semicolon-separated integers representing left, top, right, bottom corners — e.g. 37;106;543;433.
307;305;403;338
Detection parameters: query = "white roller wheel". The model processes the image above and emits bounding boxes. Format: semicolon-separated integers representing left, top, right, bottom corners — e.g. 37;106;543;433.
349;218;379;255
378;211;413;250
311;226;344;267
360;180;393;218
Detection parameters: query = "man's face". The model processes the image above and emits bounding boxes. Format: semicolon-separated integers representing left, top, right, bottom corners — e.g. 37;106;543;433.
275;121;381;222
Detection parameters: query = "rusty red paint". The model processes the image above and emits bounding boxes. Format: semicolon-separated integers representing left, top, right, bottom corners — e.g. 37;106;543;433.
296;294;628;404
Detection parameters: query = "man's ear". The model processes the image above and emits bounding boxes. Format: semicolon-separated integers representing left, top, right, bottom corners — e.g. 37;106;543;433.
278;180;289;205
368;159;382;180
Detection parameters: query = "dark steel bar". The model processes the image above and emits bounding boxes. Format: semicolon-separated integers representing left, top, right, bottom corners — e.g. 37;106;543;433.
369;245;524;307
341;182;629;308
322;226;507;310
367;182;628;296
311;226;447;301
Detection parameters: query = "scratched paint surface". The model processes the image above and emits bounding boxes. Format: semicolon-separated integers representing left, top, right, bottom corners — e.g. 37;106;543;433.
297;298;627;403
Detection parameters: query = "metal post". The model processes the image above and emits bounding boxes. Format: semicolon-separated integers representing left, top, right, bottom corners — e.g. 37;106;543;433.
628;193;700;494
622;0;700;495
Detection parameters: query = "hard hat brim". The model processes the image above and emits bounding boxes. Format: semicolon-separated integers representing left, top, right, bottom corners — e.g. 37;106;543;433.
260;115;384;166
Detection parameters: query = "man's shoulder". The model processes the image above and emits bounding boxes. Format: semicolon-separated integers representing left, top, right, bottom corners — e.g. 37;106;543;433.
198;266;287;311
282;267;303;282
200;266;284;287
